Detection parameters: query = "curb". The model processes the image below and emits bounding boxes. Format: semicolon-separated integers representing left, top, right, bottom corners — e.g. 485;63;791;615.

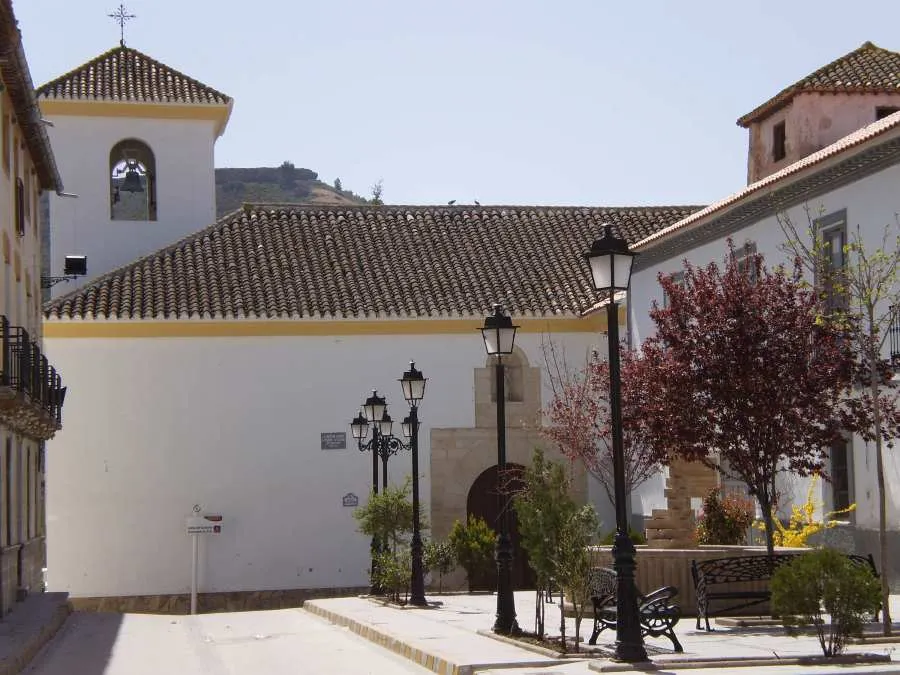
303;600;464;675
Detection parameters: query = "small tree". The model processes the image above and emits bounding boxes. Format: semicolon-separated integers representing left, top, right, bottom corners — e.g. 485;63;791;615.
424;540;456;594
448;516;496;591
513;449;574;637
370;179;384;205
543;340;667;509
552;504;599;653
333;177;343;192
640;245;856;554
779;207;900;634
771;548;880;656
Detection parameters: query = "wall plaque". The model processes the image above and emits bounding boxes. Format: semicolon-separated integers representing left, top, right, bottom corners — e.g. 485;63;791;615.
321;432;347;450
342;493;359;507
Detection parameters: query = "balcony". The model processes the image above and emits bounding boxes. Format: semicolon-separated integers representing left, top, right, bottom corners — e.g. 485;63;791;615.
0;315;66;440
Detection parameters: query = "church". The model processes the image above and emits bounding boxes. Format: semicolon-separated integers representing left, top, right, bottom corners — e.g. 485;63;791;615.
33;35;900;611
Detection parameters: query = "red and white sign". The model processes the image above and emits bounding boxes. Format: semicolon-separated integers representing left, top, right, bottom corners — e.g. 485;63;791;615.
186;514;223;535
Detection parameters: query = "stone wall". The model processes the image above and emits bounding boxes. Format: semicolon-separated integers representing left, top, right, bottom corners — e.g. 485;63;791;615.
0;545;19;615
19;537;45;595
0;537;45;616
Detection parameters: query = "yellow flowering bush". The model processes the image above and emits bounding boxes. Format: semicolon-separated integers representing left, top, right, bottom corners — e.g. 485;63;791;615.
754;475;855;547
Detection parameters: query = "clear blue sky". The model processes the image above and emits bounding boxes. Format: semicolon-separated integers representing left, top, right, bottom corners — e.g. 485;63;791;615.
13;0;900;206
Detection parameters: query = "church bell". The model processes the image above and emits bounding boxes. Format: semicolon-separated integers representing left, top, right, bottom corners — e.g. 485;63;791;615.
120;166;145;193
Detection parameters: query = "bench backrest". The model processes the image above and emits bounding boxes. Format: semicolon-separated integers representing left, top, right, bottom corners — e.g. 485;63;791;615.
588;567;617;603
691;552;877;591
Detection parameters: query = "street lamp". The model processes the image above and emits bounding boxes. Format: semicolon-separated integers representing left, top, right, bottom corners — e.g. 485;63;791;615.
480;303;520;635
585;223;646;663
351;389;406;595
400;361;427;607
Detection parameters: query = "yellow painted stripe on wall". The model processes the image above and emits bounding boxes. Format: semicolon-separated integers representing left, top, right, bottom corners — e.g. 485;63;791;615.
43;311;623;339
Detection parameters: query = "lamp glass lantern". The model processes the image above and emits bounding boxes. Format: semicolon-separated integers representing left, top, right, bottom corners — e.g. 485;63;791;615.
377;412;393;437
350;412;369;440
585;224;636;293
363;390;387;422
401;415;413;439
481;304;518;356
400;361;427;404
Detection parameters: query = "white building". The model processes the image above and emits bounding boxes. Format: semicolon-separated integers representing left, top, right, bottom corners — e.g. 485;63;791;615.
37;39;900;608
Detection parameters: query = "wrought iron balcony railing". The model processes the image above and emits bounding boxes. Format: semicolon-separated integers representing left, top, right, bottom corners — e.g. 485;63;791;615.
891;306;900;367
0;314;65;428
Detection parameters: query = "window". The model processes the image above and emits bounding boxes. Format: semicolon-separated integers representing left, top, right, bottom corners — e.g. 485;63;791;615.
816;210;847;313
1;114;8;175
14;178;24;236
830;438;852;512
772;121;786;161
876;106;900;121
735;241;758;283
110;139;157;221
662;270;685;309
489;350;524;403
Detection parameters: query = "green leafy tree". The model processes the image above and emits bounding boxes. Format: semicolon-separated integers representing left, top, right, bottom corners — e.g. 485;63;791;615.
448;515;496;591
779;208;900;634
333;177;343;192
424;540;456;594
373;549;411;604
771;548;880;656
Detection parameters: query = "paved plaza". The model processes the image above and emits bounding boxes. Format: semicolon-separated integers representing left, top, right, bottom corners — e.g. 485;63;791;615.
9;591;900;674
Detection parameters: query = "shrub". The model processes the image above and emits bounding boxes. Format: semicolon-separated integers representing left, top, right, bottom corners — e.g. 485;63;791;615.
374;549;411;604
448;515;496;590
695;488;754;545
754;475;856;548
771;548;880;656
600;528;646;545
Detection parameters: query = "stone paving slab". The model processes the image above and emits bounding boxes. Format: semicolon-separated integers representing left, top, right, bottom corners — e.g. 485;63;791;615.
23;608;435;675
306;592;900;675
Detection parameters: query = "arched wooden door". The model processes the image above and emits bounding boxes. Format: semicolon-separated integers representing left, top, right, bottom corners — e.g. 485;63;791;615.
466;463;536;590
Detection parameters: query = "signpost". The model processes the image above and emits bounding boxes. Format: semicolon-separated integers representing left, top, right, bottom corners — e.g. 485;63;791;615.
186;511;222;614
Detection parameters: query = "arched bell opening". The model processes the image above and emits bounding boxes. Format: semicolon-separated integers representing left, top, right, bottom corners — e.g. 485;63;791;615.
110;139;157;221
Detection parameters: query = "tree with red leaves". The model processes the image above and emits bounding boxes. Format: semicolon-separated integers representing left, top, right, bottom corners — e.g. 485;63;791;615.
543;341;667;510
639;244;857;554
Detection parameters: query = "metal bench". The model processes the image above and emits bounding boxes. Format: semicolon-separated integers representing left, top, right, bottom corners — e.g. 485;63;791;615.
588;567;683;652
691;552;879;631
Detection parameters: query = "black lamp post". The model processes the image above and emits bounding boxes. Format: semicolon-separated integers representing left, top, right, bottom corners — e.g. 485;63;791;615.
480;303;521;635
351;390;406;595
400;361;427;607
585;223;646;663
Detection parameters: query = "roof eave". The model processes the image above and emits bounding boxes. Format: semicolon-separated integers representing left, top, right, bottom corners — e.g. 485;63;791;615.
0;5;63;192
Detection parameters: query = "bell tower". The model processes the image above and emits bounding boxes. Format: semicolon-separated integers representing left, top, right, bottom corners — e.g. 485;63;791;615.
36;44;232;298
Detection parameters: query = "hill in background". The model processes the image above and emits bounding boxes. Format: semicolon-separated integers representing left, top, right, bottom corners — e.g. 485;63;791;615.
215;162;367;217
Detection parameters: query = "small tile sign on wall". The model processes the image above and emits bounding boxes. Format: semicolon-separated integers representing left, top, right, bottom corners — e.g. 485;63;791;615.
342;493;359;507
320;432;347;450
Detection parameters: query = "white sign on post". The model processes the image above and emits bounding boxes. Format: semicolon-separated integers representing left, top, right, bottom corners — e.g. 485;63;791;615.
186;514;223;535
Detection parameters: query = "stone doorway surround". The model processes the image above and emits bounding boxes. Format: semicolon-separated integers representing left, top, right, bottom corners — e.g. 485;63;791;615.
429;349;587;582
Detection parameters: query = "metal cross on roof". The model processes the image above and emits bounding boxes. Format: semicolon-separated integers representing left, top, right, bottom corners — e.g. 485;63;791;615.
108;4;136;47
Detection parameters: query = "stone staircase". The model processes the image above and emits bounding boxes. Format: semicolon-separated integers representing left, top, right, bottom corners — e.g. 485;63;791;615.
645;459;718;548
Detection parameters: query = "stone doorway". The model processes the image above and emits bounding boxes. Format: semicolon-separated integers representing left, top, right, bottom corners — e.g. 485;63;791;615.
466;463;536;590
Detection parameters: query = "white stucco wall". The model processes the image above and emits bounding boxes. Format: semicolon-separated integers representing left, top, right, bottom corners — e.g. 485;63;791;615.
45;115;218;297
43;326;601;598
629;161;900;531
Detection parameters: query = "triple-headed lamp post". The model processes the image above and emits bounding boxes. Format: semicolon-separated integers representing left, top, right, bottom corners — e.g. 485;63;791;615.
350;364;428;606
480;304;520;635
585;223;646;663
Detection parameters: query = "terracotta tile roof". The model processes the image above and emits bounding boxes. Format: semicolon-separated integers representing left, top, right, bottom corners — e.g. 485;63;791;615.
35;45;231;105
738;41;900;127
635;110;900;252
44;204;700;321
